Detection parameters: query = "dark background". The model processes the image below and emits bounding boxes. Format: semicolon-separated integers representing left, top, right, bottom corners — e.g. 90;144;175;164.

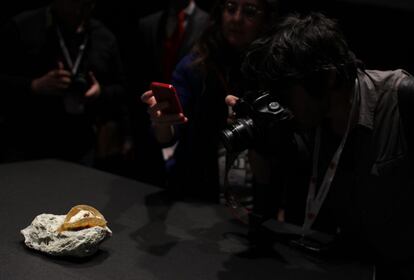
1;0;413;75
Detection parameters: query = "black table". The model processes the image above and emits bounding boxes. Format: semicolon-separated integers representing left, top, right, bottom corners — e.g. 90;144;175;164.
0;160;372;279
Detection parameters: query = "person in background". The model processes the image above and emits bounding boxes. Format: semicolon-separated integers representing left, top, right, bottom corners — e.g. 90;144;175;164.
228;12;414;279
123;0;210;187
0;0;127;165
138;0;210;85
141;0;279;202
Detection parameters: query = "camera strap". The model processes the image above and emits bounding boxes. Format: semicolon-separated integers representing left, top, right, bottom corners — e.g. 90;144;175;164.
302;78;360;235
56;26;88;76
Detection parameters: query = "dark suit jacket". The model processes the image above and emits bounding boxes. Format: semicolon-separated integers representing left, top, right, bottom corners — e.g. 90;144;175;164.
137;5;209;88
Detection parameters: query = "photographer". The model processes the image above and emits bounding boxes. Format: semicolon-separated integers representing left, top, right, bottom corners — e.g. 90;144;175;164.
141;0;280;202
0;0;127;164
225;12;414;279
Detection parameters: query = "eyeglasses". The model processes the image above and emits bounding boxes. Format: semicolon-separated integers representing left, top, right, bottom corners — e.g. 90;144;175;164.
224;1;264;20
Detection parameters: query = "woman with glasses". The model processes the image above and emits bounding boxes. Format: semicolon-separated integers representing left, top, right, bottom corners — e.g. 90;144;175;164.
141;0;279;202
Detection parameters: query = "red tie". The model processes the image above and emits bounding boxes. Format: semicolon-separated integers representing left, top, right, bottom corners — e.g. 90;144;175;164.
163;10;186;82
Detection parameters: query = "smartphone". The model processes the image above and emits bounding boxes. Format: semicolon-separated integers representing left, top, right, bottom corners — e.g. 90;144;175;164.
150;82;183;115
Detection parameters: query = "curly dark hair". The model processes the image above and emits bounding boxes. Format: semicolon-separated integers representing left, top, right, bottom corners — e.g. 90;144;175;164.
242;12;361;96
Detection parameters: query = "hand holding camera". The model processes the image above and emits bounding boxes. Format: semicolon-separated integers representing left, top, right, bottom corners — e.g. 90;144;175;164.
84;71;101;99
222;90;294;154
31;62;72;95
31;61;100;99
62;64;99;114
66;71;100;98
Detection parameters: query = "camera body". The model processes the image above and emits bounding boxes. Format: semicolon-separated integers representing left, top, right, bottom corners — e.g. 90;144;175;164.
68;73;90;96
63;73;90;115
221;90;293;154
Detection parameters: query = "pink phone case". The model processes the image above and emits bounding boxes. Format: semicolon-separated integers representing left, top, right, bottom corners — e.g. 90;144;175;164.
150;82;183;114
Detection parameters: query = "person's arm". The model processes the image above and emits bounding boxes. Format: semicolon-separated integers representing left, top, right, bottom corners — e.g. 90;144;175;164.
31;61;72;95
140;89;187;144
141;54;198;145
0;16;75;96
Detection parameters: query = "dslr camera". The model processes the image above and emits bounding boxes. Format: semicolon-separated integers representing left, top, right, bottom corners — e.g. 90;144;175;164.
63;72;90;115
221;90;293;154
68;72;90;96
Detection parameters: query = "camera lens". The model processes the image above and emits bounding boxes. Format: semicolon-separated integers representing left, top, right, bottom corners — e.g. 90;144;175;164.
221;118;255;153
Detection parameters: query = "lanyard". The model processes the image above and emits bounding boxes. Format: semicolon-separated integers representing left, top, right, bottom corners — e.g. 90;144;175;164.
302;78;359;235
56;26;88;76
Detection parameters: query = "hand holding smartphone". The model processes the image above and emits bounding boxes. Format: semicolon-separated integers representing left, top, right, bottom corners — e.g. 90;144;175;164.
150;82;183;115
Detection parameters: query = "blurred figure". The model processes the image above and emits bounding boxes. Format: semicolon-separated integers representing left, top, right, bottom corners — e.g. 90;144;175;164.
138;0;209;85
142;0;279;202
125;0;209;186
0;0;126;165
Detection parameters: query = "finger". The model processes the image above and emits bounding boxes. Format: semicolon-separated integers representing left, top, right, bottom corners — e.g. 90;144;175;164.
140;90;154;104
56;82;70;90
57;61;65;70
85;85;99;98
59;76;72;85
84;88;94;98
179;114;188;123
152;114;187;125
153;112;187;123
89;71;98;84
147;103;176;119
147;105;161;118
85;90;92;97
141;93;158;107
56;83;70;89
49;69;59;78
225;95;239;106
54;78;71;89
55;69;72;78
150;101;169;111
